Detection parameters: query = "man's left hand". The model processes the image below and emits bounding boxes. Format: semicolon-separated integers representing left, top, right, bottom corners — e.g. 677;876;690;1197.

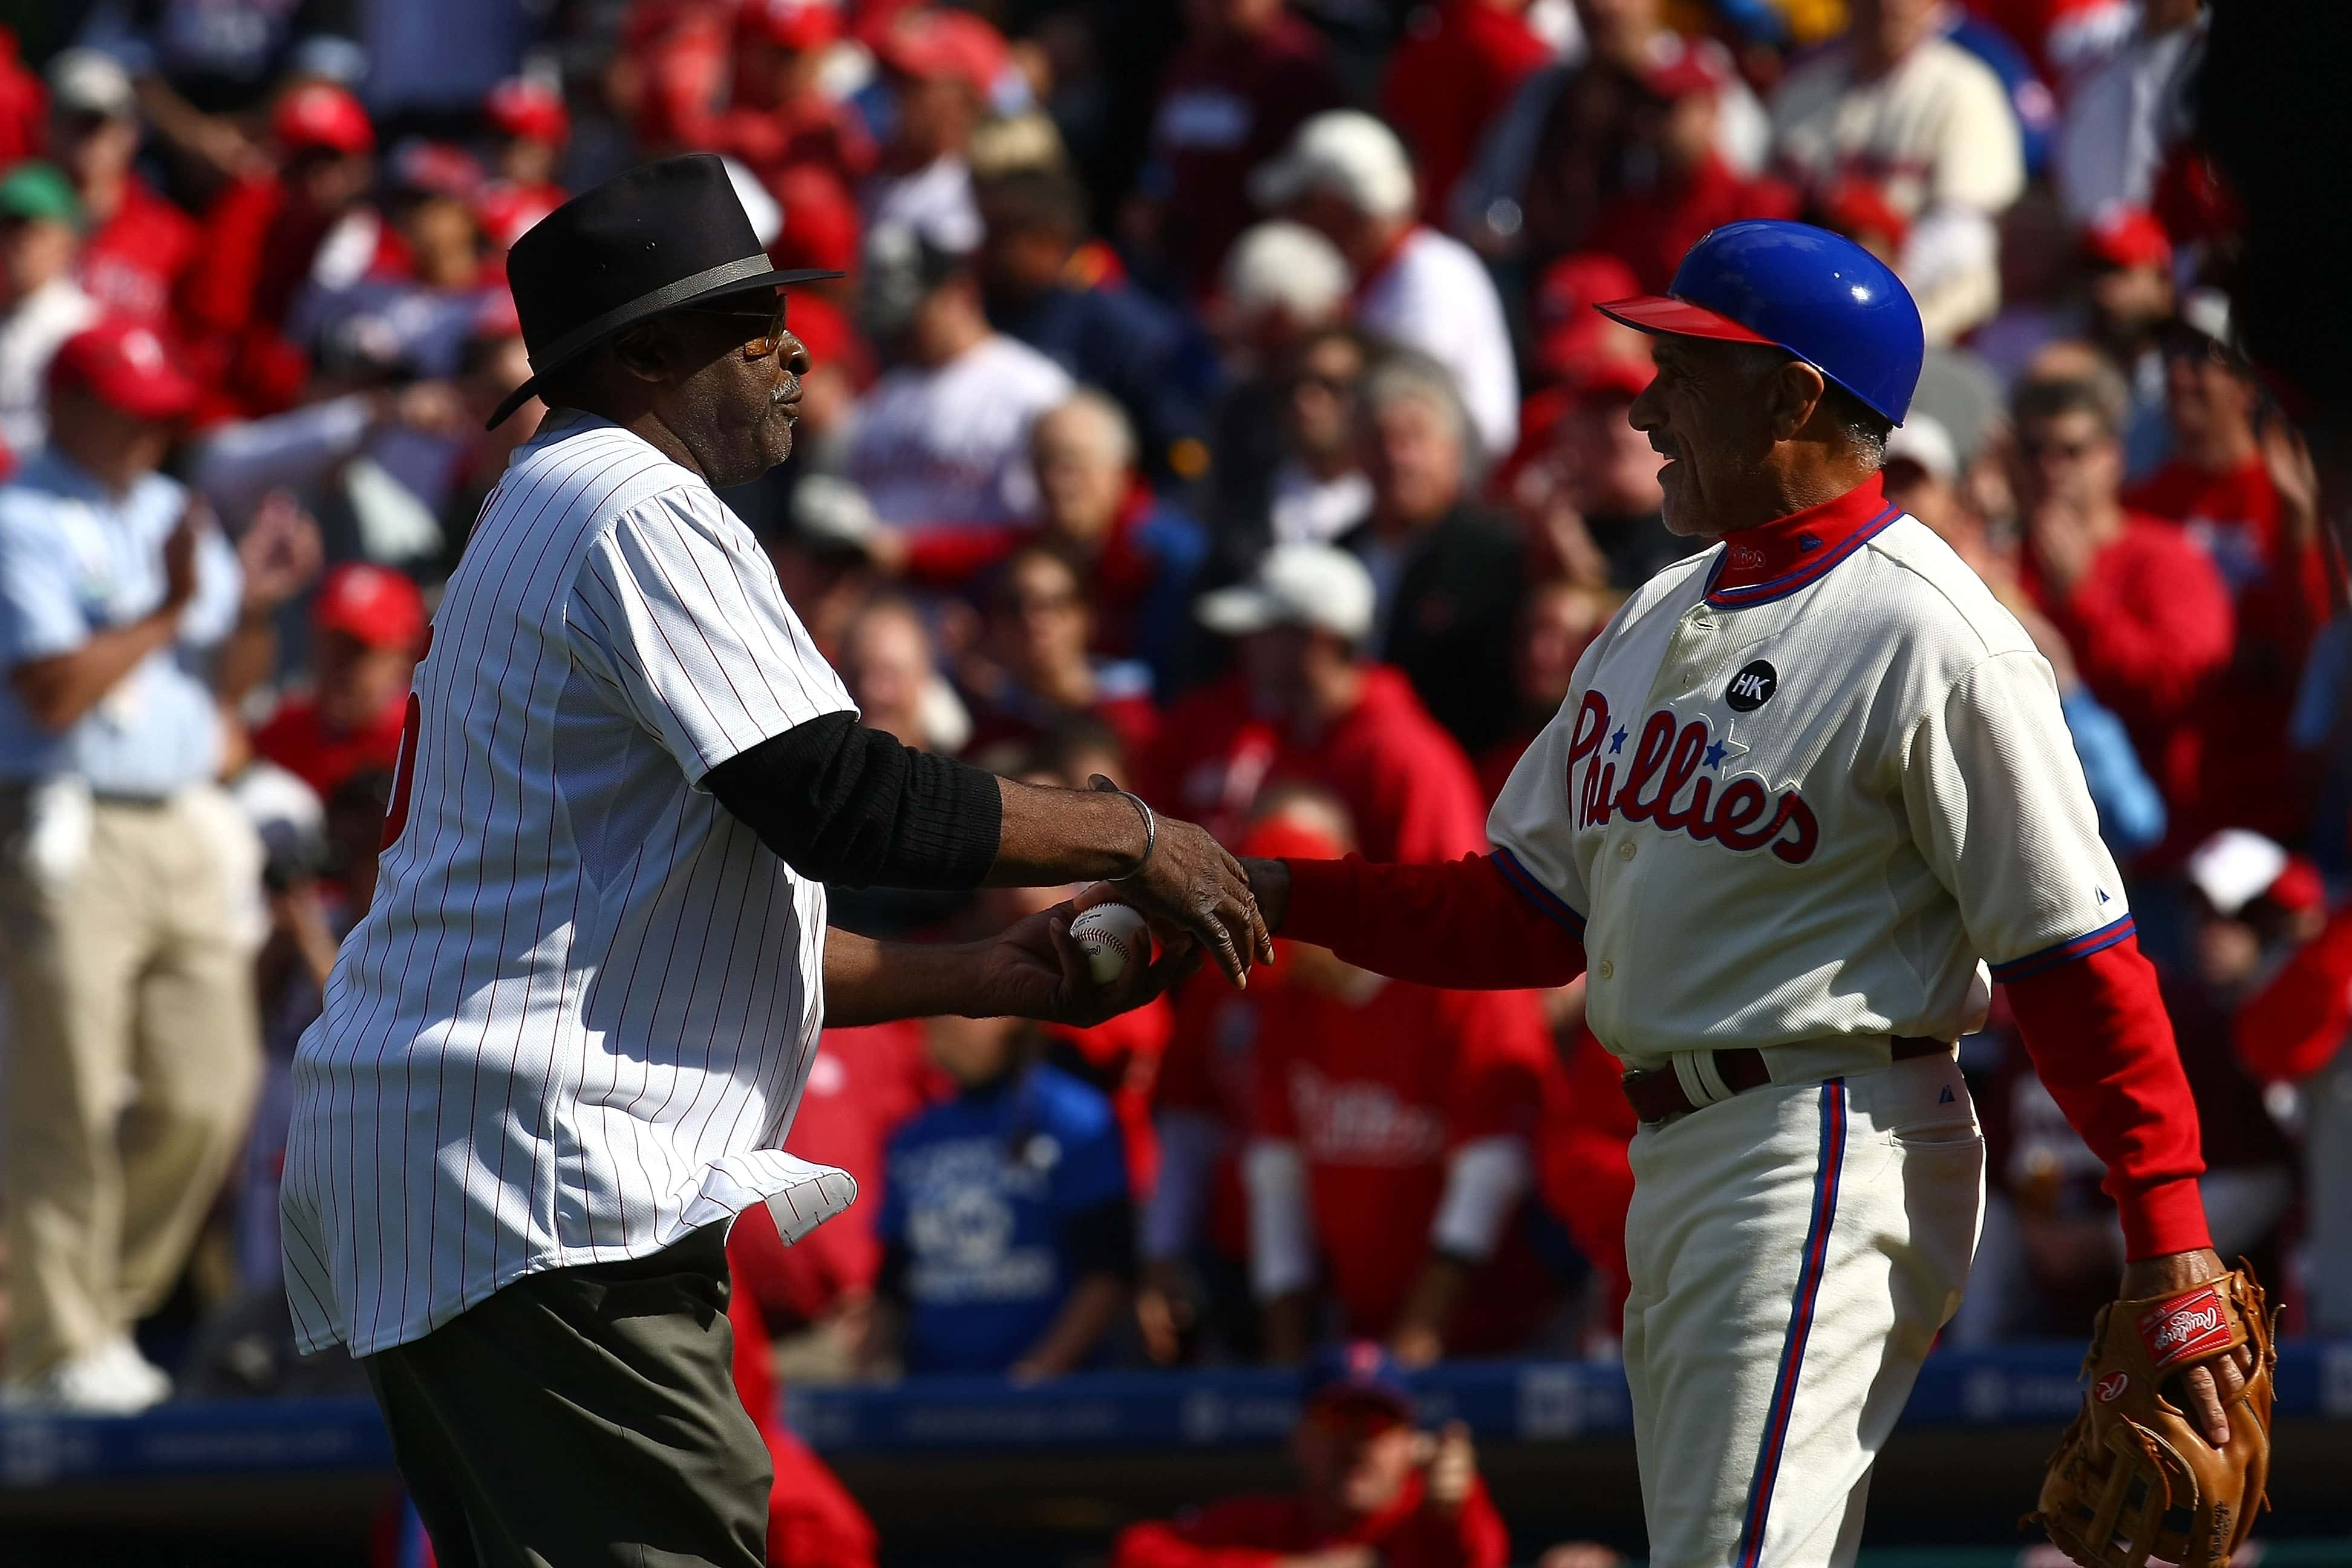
237;491;325;616
2119;1246;2253;1446
972;900;1198;1027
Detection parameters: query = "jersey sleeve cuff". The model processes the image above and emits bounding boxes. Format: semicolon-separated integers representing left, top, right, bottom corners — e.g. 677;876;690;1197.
2116;1174;2213;1261
1988;914;2135;983
1489;847;1586;936
1280;855;1365;950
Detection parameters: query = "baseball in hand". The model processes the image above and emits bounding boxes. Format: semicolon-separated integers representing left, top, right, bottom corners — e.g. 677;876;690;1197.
1070;903;1151;986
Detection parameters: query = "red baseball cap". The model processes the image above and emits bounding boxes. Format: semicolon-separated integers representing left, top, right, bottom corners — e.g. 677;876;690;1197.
738;0;841;51
48;319;203;421
1641;38;1725;102
484;77;570;146
313;563;427;651
1571;356;1658;403
2082;203;2172;273
770;165;860;275
1533;250;1643;383
274;82;374;156
872;8;1006;99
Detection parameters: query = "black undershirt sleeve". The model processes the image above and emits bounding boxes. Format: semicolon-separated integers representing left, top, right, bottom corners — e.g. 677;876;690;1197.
701;711;1002;890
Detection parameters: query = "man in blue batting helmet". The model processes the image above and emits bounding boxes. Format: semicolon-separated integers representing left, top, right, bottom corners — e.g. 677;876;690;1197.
1586;218;1924;538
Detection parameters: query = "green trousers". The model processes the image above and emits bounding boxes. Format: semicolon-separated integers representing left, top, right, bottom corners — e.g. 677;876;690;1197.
363;1224;771;1568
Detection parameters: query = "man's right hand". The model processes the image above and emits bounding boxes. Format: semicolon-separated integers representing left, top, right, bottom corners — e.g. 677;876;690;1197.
1084;778;1273;988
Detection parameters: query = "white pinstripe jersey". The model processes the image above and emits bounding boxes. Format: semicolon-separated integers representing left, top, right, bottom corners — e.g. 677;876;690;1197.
283;414;857;1357
1488;480;2131;1068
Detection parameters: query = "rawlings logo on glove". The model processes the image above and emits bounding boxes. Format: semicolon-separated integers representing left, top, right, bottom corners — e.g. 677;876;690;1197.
2138;1289;2232;1370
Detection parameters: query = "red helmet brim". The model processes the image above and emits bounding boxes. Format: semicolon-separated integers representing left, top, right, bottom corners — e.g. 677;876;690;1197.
1595;295;1777;345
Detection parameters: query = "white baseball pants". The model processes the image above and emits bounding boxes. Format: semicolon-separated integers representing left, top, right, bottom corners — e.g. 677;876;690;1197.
1621;1050;1986;1567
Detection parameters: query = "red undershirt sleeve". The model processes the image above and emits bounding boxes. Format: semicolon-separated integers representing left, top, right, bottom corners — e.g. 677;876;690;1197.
1278;853;1587;990
2002;934;2212;1259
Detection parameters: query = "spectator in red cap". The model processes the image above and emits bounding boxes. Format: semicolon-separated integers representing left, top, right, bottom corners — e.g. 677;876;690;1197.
1137;0;1345;299
2127;292;2330;848
0;318;271;1411
183;81;384;416
1241;792;1560;1365
681;1;875;242
1111;1342;1509;1568
1582;50;1798;296
252;563;428;803
1379;0;1559;227
474;77;571;256
865;5;1008;252
45;50;201;333
1146;543;1489;863
2008;370;2232;828
2079;204;2177;477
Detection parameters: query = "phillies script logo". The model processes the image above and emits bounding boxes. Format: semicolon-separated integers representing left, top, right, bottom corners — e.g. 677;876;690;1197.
2135;1288;2233;1371
2094;1371;2129;1403
1565;693;1819;863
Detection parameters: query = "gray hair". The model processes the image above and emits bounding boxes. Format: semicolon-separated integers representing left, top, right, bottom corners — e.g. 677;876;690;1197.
1728;342;1891;466
1357;350;1482;470
1038;387;1138;471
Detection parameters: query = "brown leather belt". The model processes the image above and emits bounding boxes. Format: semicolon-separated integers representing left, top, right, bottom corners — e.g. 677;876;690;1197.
1620;1036;1949;1124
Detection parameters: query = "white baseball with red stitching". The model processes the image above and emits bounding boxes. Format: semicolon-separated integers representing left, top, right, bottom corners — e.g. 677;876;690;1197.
1070;903;1149;986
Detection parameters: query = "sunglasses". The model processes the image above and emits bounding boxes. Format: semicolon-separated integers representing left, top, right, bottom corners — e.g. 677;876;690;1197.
676;299;791;360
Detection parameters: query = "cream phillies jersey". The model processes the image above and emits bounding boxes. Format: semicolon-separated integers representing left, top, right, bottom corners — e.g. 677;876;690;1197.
1488;475;2131;1067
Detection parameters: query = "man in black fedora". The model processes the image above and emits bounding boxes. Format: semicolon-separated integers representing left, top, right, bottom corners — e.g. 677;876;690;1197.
281;152;1269;1567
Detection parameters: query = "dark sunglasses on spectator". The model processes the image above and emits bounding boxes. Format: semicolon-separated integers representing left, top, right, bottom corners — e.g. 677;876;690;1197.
675;298;790;359
999;587;1083;616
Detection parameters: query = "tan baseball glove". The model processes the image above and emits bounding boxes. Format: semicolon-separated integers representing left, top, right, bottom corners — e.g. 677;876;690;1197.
2027;1263;2277;1568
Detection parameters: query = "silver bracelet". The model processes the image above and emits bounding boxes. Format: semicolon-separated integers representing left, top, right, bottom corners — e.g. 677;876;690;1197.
1109;788;1157;881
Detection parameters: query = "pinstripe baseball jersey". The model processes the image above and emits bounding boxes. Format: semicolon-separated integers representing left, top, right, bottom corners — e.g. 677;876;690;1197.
282;413;858;1357
1487;474;2129;1067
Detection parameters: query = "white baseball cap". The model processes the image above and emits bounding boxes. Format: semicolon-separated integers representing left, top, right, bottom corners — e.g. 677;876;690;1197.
2185;829;2288;919
1249;111;1416;221
47;48;136;120
1883;413;1958;484
1197;544;1375;642
1221;220;1351;323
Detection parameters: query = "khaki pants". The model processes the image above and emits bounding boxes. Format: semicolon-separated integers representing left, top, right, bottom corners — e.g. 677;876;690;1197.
0;787;261;1377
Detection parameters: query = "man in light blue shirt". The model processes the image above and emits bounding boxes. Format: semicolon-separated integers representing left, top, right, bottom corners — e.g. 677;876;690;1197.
0;321;261;1412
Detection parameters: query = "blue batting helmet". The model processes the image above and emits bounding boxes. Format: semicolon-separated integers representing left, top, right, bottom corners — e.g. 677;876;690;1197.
1595;220;1925;425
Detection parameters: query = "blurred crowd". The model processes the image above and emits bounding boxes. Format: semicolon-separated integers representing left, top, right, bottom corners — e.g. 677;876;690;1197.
0;0;2342;1468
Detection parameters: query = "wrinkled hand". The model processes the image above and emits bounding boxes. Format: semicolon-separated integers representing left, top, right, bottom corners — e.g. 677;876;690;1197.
1085;776;1271;988
2119;1246;2253;1446
1414;1420;1477;1514
975;899;1199;1027
237;491;326;615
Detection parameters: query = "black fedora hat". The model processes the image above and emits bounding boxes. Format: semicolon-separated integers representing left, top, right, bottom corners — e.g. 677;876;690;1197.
488;152;842;429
